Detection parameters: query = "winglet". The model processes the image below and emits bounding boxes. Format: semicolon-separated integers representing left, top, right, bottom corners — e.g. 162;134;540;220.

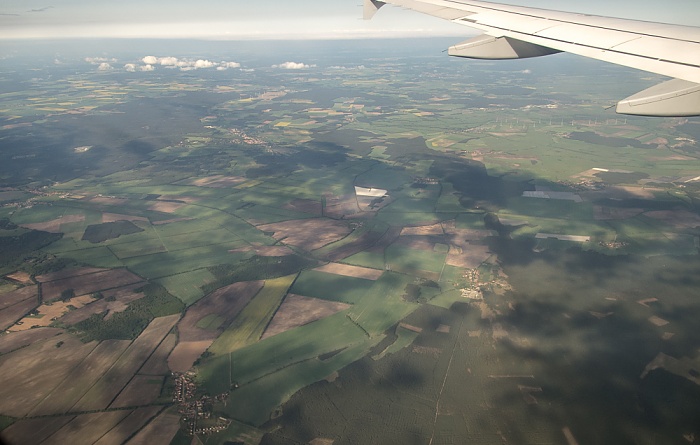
364;0;385;20
616;79;700;117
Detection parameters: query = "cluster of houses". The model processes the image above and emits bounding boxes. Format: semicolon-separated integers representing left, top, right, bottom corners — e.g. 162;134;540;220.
172;372;231;437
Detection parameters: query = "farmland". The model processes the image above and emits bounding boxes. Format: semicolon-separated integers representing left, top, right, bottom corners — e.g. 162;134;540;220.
1;37;700;445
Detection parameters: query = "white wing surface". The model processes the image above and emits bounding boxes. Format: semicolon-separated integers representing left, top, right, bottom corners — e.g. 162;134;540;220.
364;0;700;116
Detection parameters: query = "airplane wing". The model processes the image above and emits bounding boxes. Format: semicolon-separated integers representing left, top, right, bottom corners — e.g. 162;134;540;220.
364;0;700;116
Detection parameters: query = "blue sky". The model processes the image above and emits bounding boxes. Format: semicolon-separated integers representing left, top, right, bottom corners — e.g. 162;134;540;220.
1;0;698;40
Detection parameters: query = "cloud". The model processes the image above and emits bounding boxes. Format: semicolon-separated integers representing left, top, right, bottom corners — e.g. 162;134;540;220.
272;61;316;70
142;56;158;65
194;59;215;68
219;61;241;69
329;65;366;70
97;63;113;71
158;56;180;66
125;63;155;72
85;57;116;64
137;56;241;71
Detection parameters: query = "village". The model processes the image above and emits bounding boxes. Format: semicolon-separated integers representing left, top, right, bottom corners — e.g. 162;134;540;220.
172;372;231;437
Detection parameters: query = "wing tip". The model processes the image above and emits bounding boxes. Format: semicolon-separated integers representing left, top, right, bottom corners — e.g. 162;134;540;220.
616;79;700;117
363;0;386;20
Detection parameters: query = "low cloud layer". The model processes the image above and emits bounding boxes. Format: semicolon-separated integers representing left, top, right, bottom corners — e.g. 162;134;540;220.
272;61;316;70
85;55;242;72
140;56;241;71
124;63;154;72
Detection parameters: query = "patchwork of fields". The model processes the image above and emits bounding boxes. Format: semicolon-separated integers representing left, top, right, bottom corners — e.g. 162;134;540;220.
1;39;700;445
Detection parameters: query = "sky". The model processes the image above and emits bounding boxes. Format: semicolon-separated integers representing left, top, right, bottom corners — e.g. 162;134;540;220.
0;0;698;40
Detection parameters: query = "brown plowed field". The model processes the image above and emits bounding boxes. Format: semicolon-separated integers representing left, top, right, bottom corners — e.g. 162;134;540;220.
28;339;131;416
20;214;85;233
257;219;352;251
124;407;181;445
0;334;97;417
0;285;38;310
0;291;39;331
41;269;145;301
0;327;64;354
284;198;323;215
262;294;350;339
0;415;76;445
314;263;383;280
140;332;177;375
72;314;179;411
43;410;131;445
323;193;361;219
167;281;263;372
400;223;444;236
111;375;165;408
168;339;215;373
93;406;162;445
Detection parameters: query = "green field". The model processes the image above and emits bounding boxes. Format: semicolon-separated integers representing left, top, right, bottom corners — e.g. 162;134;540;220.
155;268;218;306
207;275;296;356
341;250;386;270
122;245;248;280
385;244;447;278
346;272;418;335
223;336;382;426
289;270;375;304
372;324;420;360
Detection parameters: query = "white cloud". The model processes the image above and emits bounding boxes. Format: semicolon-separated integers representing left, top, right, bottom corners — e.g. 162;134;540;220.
329;65;366;70
86;57;116;64
194;59;215;68
125;62;155;72
159;56;180;66
134;56;242;71
273;61;316;70
97;62;113;71
219;61;241;69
